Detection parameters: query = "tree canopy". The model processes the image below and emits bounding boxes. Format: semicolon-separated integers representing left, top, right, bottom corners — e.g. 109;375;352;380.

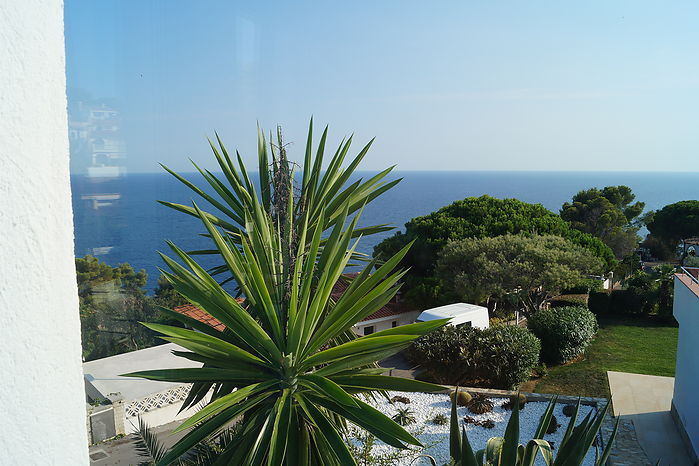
373;195;616;276
75;255;147;297
560;185;644;258
646;201;699;260
76;256;164;361
436;234;604;315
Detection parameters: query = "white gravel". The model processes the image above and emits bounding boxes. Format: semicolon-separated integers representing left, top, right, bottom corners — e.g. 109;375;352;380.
355;391;600;465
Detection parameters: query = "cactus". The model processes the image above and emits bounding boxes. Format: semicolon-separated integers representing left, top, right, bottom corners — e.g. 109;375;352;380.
503;393;527;410
432;413;448;425
467;394;494;414
562;404;576;417
449;389;472;406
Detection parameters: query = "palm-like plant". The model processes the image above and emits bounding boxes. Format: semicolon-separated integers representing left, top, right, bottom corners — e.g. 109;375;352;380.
158;122;400;284
123;123;448;465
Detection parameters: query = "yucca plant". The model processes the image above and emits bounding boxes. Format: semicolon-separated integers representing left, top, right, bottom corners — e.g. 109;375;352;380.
123;123;449;465
447;388;619;466
133;415;235;465
159;121;401;284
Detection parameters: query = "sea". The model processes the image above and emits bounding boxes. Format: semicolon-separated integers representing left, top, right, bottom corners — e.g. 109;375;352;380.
71;171;697;292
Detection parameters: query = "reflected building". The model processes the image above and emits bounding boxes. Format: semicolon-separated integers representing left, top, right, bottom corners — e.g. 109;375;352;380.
69;98;125;258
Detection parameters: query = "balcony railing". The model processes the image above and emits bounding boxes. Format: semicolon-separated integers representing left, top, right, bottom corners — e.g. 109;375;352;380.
680;267;699;284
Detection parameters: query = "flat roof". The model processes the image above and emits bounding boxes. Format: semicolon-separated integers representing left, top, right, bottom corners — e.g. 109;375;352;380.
82;343;201;401
676;273;699;299
418;302;487;320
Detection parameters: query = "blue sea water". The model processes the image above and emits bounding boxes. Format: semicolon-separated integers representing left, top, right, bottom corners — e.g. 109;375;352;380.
71;171;698;292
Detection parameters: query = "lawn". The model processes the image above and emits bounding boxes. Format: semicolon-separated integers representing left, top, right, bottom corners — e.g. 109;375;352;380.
532;316;678;398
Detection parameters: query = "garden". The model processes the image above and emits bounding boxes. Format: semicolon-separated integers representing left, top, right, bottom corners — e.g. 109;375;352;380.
353;390;602;465
409;305;600;391
532;315;678;398
124;122;620;465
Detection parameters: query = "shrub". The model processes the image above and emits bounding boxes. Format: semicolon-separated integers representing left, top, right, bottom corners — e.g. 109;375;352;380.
465;416;495;429
471;325;541;389
408;325;468;377
390;395;411;404
528;306;598;364
610;289;646;314
547;415;560;434
588;291;610;315
549;295;588;308
467;394;494;414
410;325;541;389
532;362;548;379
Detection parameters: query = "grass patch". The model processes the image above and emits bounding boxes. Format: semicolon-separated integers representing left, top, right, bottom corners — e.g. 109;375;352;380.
534;316;678;398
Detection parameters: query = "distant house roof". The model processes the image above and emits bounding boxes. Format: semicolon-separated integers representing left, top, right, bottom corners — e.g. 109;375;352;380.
83;343;199;402
173;274;413;330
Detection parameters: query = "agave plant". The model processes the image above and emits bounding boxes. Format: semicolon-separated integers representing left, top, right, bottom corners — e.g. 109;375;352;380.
392;407;417;426
123;123;449;465
447;388;619;466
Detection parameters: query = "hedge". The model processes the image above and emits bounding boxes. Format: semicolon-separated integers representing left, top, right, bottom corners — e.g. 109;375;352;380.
408;324;540;390
588;292;610;315
589;289;654;315
528;305;598;364
549;295;588;309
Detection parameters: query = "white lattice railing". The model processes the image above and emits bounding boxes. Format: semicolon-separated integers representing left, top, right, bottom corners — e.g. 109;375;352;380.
125;384;191;417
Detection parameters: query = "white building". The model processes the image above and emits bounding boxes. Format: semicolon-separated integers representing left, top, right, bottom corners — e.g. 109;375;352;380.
671;267;699;463
83;343;207;442
416;302;490;329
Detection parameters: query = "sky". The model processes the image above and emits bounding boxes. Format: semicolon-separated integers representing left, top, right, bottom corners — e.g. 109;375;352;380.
65;1;699;173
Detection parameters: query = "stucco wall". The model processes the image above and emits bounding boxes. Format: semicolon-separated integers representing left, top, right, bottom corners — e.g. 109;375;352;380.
0;1;89;463
672;275;699;458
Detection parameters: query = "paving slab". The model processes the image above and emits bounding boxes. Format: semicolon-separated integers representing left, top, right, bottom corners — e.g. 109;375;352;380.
608;371;693;466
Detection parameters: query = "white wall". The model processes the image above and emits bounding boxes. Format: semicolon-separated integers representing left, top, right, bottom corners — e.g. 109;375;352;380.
353;310;422;336
124;399;206;434
0;1;89;463
672;275;699;458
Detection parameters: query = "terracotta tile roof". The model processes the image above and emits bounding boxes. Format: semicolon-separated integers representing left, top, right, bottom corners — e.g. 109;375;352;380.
173;301;241;332
173;275;413;331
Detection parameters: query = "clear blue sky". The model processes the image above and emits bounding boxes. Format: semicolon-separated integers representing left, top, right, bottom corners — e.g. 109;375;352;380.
65;1;699;173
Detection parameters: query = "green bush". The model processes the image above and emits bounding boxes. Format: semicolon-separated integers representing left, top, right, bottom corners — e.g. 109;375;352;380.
407;325;468;377
409;324;541;389
588;291;610;315
549;295;588;308
589;288;657;315
610;289;644;314
528;306;598;364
